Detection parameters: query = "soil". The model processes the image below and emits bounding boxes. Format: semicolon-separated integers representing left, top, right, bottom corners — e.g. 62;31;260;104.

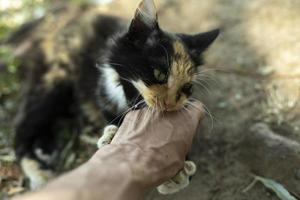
1;0;300;199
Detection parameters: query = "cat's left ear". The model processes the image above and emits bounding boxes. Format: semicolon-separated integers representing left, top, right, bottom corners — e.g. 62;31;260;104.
179;29;220;59
128;0;159;44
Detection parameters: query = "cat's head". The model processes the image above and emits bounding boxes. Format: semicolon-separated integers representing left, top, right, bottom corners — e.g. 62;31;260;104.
107;0;219;111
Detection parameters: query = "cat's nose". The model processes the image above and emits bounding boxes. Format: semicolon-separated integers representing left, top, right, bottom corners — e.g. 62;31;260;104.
163;100;175;110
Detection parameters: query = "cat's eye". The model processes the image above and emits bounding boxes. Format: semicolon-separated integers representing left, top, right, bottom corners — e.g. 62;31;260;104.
154;69;167;82
176;93;181;101
181;83;193;96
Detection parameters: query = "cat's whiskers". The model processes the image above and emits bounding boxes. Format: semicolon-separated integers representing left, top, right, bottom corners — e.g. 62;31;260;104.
154;96;159;111
150;97;159;125
194;70;217;83
195;73;219;86
192;79;211;94
152;99;156;115
181;102;203;131
195;68;221;85
137;100;146;107
135;99;146;121
131;94;141;108
108;99;144;126
194;68;217;77
180;105;190;122
116;105;138;126
106;62;125;67
194;73;214;81
143;103;152;125
195;68;217;74
157;98;166;119
150;107;155;129
119;76;133;84
193;77;210;86
186;98;215;132
192;70;213;94
112;109;130;127
182;104;190;113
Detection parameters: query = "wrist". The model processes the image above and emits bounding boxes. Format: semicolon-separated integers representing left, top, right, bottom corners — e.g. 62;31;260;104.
92;145;146;198
93;142;182;190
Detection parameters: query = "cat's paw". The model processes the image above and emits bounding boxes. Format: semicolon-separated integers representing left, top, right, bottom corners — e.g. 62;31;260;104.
97;125;118;148
157;161;196;195
183;160;197;176
21;157;54;189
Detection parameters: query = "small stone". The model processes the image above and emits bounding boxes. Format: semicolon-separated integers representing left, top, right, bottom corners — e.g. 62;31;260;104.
217;101;227;108
254;83;261;90
257;66;275;76
235;93;242;101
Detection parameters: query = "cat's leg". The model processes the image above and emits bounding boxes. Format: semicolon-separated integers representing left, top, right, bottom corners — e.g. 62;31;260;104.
20;157;54;189
157;160;197;194
97;125;118;148
14;82;75;189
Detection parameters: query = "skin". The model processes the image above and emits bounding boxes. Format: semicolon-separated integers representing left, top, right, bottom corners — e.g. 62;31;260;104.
13;101;204;200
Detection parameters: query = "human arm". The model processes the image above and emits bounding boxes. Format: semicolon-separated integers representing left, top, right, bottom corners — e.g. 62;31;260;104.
14;101;204;200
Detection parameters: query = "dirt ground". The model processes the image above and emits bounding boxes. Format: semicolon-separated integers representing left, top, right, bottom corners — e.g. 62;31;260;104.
1;0;300;199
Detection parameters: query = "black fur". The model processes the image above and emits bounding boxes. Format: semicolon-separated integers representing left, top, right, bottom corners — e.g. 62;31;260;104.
15;82;75;168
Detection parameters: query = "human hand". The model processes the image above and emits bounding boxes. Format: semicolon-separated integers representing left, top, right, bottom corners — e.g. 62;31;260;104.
93;101;204;190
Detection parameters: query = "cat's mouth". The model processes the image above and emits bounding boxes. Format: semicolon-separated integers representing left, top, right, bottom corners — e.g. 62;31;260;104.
138;98;187;112
161;101;184;111
132;81;189;111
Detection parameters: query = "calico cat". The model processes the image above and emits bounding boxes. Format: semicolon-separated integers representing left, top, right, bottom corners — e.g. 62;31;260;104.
96;0;219;194
14;0;219;193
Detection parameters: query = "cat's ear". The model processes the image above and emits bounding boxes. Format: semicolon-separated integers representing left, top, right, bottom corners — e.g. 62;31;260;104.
128;0;159;43
179;29;220;58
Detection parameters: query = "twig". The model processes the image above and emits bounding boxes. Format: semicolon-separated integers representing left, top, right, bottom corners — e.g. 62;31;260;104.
242;178;258;193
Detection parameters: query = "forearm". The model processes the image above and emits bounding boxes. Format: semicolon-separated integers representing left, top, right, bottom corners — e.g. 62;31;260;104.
14;145;144;200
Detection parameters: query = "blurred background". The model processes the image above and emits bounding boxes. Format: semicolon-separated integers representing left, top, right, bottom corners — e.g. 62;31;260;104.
0;0;300;199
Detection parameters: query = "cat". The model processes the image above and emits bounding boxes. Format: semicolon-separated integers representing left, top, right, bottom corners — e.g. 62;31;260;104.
13;0;219;193
96;0;219;194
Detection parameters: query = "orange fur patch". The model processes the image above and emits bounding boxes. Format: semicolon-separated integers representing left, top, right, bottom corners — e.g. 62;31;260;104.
133;40;195;110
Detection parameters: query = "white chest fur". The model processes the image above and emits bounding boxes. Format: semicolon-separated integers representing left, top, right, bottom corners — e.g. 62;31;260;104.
100;64;128;111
